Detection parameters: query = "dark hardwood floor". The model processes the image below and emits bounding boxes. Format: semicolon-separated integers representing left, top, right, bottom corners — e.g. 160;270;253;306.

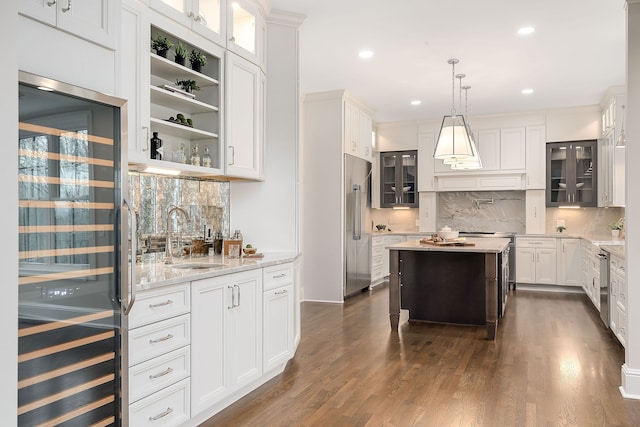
201;284;640;426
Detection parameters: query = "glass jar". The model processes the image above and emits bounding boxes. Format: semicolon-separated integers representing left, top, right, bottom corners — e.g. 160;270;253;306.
202;145;212;168
190;145;200;166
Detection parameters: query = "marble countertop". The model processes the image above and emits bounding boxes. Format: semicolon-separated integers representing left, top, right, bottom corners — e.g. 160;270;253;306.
600;245;626;258
134;252;300;291
516;233;625;246
387;237;510;253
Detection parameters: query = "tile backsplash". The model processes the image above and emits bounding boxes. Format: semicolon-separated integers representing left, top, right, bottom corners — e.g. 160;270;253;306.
437;191;526;233
129;172;230;240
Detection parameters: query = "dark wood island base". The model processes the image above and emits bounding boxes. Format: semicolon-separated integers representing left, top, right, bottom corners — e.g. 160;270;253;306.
388;238;509;340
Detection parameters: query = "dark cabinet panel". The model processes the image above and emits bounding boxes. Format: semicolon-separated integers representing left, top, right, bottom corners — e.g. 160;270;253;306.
380;150;418;208
546;140;597;207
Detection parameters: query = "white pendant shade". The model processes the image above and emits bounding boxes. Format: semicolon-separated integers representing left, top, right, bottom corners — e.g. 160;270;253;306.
434;115;474;160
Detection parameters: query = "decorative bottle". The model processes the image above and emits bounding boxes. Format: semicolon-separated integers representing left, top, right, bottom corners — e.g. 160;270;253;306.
202;145;212;168
213;231;223;255
150;132;162;160
178;143;187;164
190;145;200;166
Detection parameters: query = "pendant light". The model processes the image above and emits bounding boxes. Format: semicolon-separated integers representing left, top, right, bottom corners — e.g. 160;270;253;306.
616;104;626;148
451;84;482;169
433;59;475;160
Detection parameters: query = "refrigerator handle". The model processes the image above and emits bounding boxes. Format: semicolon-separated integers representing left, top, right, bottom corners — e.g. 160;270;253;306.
353;184;361;240
122;195;137;315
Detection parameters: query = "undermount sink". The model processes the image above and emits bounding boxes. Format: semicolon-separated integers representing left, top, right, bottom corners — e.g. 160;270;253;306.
170;263;226;270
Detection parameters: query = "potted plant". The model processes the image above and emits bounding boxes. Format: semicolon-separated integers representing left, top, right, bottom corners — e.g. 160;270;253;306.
189;49;207;73
608;217;624;238
151;35;173;58
174;42;187;66
175;79;200;94
556;225;566;234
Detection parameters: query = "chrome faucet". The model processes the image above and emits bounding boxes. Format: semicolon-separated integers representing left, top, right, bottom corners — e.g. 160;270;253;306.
164;205;191;264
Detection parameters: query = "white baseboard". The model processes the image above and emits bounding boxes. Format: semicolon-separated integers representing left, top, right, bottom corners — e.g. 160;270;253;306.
620;364;640;400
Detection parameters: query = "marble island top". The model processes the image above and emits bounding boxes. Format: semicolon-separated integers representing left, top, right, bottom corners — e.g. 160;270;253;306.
134;252;299;291
387;237;510;253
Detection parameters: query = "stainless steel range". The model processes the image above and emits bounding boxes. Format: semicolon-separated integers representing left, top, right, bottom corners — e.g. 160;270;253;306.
459;231;516;288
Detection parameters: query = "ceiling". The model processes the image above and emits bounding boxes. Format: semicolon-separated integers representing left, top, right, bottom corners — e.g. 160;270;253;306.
268;0;627;123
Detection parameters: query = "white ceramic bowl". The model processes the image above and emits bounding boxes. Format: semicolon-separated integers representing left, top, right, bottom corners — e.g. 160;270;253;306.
438;230;459;240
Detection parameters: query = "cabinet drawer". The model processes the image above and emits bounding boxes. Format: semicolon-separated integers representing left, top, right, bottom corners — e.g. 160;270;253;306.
616;308;627;348
129;378;190;427
516;238;556;249
263;263;294;291
129;283;190;329
129;314;190;366
371;254;384;268
372;265;384;280
372;236;385;247
372;245;385;258
129;346;190;404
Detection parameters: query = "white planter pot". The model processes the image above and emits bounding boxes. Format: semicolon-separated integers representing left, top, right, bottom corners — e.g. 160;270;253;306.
611;230;620;238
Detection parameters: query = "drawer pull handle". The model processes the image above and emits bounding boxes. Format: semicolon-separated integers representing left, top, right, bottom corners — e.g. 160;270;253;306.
274;290;288;295
149;334;173;344
149;367;173;379
46;1;56;6
149;299;173;308
149;407;173;421
273;273;287;279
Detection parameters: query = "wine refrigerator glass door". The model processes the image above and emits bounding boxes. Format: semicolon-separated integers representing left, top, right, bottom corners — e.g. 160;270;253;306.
18;73;127;426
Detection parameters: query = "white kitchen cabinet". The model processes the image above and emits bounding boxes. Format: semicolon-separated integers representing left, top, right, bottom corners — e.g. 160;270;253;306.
525;126;546;189
500;127;526;170
371;236;386;285
418;192;437;232
515;237;556;285
129;378;191;427
476;129;501;171
227;0;265;68
417;132;436;191
345;99;373;162
149;0;227;47
610;254;627;347
263;263;294;371
598;90;625;207
121;2;152;164
20;0;118;49
557;238;581;287
581;239;592;298
225;51;264;179
525;190;545;234
191;269;262;416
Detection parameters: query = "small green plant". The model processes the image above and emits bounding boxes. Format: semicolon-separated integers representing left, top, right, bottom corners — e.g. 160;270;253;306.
175;79;200;93
556;226;566;233
189;49;207;71
608;217;625;230
151;35;173;57
174;42;187;64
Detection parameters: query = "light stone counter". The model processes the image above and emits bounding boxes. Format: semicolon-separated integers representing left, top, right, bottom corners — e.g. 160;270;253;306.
601;245;625;259
134;252;300;291
387;237;510;253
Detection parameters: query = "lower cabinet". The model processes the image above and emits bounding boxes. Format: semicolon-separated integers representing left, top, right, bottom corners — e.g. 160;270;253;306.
557;238;581;286
371;234;406;285
515;237;557;285
263;263;295;372
191;269;263;417
610;254;627;347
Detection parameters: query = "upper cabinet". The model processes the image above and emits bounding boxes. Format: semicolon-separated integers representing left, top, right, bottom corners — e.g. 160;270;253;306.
546;140;598;207
380;151;418;208
227;0;266;68
345;100;374;162
149;0;227;47
599;88;626;207
19;0;118;49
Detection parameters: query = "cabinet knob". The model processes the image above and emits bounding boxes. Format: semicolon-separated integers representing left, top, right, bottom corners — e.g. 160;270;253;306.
61;0;71;12
230;36;236;43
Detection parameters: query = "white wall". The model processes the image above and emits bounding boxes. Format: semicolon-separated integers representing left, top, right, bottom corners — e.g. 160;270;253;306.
545;106;600;142
2;3;18;425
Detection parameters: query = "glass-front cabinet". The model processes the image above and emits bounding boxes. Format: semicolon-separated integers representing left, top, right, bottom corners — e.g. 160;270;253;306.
380;150;418;208
546;140;597;207
149;0;226;46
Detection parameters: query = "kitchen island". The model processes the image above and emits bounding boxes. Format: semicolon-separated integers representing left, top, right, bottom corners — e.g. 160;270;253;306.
388;238;510;340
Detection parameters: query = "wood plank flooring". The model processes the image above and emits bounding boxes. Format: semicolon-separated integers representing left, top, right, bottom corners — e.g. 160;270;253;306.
201;284;640;426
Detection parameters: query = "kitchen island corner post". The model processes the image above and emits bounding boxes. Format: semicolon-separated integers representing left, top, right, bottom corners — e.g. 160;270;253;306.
389;249;400;330
485;252;499;341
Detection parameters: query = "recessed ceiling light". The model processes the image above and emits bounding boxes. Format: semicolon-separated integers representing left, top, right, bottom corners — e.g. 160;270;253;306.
517;27;535;35
521;88;534;95
358;50;374;59
410;100;422;106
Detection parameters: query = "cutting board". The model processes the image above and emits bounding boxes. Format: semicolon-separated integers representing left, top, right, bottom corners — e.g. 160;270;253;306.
420;238;476;247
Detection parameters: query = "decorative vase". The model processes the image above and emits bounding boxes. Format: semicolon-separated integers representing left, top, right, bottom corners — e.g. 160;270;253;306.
611;230;620;238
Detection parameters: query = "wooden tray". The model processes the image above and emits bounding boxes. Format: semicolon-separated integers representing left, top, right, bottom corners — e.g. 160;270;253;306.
419;238;475;247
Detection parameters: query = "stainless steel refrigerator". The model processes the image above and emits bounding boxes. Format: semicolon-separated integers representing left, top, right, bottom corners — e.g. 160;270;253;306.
344;154;372;298
18;72;132;426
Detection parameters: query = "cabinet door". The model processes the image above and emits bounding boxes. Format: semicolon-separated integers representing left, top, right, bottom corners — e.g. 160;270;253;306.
536;249;557;284
227;0;263;65
121;2;151;164
57;0;117;49
558;239;581;286
525;189;545;234
227;269;263;389
525;126;546;189
191;277;228;416
263;284;294;372
417;133;436;191
515;247;536;283
149;0;194;29
19;0;57;26
225;52;262;179
359;111;373;160
192;0;226;47
547;141;597;207
476;129;500;171
418;192;436;232
500;127;526;170
344;100;360;157
380;151;417;208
